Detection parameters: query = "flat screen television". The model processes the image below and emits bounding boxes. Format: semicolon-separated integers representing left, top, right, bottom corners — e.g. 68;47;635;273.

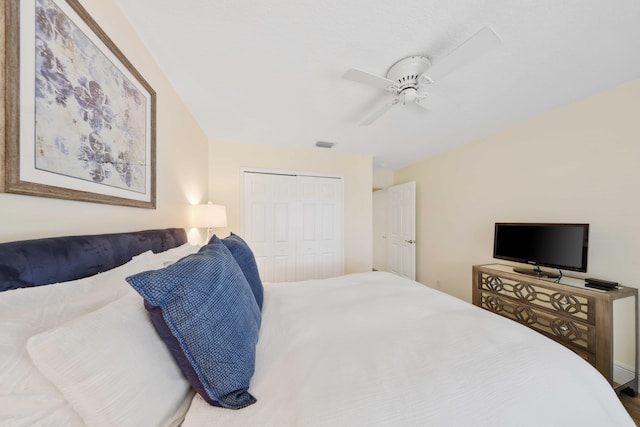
493;223;589;278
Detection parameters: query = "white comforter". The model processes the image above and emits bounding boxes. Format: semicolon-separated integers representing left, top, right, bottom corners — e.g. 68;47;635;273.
183;272;633;427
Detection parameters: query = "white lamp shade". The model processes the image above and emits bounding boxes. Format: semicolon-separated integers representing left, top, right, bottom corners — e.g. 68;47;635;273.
192;203;227;228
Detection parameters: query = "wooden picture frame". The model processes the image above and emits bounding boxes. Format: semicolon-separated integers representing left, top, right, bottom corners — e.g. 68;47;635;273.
3;0;156;208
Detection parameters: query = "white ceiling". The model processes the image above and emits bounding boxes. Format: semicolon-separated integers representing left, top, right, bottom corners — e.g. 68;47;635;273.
114;0;640;170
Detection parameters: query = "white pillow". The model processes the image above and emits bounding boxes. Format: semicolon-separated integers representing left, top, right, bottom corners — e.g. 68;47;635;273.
0;244;200;426
26;293;194;427
0;250;158;426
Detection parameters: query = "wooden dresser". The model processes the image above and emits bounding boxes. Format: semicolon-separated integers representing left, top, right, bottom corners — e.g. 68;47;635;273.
472;264;638;393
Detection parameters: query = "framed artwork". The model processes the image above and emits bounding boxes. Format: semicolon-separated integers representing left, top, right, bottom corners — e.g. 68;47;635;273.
4;0;156;208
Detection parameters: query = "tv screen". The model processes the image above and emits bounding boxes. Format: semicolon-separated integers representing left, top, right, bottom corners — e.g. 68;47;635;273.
493;223;589;275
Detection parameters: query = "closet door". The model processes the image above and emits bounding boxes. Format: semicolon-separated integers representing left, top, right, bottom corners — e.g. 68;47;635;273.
242;172;344;282
243;173;297;282
297;176;344;280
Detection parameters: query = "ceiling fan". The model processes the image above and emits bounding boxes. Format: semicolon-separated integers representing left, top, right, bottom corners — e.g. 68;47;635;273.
342;26;502;126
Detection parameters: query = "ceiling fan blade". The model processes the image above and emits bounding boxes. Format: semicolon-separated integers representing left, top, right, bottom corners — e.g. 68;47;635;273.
424;26;502;82
415;91;452;112
343;68;396;90
360;98;399;126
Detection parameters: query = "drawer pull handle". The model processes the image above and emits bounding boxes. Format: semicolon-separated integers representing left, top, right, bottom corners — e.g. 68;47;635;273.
560;299;570;306
560;325;569;332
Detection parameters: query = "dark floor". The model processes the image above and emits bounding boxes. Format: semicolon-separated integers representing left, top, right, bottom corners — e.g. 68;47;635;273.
620;392;640;426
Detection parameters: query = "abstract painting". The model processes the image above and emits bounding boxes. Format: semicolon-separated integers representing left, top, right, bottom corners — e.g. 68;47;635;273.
4;0;156;208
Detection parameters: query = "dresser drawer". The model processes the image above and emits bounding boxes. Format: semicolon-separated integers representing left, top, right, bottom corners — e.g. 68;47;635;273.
479;291;596;355
479;272;595;325
473;264;639;391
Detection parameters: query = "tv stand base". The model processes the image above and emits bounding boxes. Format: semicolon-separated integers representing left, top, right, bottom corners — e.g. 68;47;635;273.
513;266;560;279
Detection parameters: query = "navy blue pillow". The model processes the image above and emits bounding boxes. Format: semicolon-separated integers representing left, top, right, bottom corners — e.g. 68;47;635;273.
126;239;260;409
211;233;264;310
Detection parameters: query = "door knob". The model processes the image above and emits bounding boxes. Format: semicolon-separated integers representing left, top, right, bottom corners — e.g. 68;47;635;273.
405;239;415;244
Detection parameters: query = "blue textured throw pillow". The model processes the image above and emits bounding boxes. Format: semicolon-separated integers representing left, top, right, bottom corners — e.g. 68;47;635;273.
212;233;264;310
126;239;260;409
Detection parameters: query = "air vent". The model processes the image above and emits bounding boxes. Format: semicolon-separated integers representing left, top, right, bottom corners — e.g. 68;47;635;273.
315;141;335;149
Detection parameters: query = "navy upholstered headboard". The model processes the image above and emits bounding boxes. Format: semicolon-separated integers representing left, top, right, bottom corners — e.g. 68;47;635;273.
0;228;187;292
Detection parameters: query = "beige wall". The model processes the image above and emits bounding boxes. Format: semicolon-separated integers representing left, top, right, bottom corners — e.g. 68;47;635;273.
0;0;209;243
207;139;373;274
395;79;640;301
373;170;394;190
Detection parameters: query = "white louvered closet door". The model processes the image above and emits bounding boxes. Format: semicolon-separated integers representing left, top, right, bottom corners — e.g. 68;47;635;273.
242;172;344;283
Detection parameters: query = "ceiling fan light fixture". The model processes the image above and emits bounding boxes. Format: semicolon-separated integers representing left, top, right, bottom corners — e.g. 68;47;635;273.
400;87;418;104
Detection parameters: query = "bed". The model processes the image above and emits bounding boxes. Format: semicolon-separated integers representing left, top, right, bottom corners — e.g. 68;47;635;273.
0;228;634;426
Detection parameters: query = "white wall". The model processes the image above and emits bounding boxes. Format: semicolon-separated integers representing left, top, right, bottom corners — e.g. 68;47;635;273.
0;0;209;243
207;139;373;275
372;189;388;271
394;79;640;302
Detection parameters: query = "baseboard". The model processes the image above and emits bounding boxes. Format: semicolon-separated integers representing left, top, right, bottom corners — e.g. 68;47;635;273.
614;362;637;388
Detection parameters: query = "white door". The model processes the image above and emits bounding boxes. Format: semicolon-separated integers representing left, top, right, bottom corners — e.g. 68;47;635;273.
242;171;344;282
242;172;297;282
297;176;344;280
387;181;416;280
372;189;388;271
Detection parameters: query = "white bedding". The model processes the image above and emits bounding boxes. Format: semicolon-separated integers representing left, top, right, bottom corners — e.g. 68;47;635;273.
1;246;633;427
0;243;200;427
183;272;633;427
